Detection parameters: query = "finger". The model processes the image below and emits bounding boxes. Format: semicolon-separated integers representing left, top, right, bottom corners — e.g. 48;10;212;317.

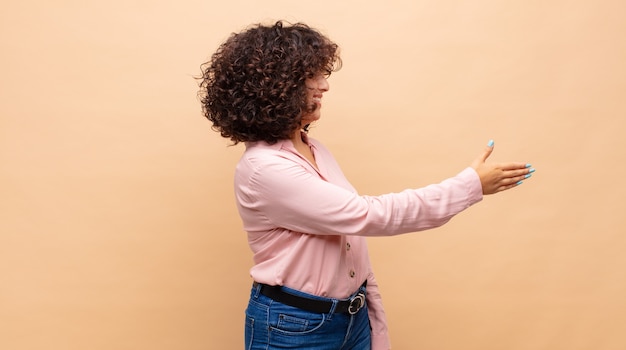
496;180;524;193
499;162;533;171
501;167;535;179
496;183;519;193
478;139;495;163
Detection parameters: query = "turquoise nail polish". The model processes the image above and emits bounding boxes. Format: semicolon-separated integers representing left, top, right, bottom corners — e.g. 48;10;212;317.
516;180;523;185
529;168;536;173
524;174;532;179
525;164;532;168
487;140;494;147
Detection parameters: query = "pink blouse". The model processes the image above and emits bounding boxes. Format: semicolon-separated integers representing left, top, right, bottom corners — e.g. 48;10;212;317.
234;133;483;349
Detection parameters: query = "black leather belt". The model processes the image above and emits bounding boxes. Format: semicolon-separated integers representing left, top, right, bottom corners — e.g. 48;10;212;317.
254;281;367;315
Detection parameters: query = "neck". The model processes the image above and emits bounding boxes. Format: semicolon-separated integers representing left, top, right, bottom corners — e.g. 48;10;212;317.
290;129;307;147
289;129;318;170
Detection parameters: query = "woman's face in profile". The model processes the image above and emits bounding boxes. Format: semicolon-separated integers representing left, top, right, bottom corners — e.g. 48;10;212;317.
302;73;330;126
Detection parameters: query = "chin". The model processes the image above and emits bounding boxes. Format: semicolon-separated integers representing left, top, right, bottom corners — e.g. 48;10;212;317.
302;115;320;125
302;111;321;125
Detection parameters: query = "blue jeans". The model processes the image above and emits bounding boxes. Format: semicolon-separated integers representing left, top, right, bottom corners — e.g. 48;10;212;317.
244;283;371;349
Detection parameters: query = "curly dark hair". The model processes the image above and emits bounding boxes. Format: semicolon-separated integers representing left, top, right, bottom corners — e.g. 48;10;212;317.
198;21;341;144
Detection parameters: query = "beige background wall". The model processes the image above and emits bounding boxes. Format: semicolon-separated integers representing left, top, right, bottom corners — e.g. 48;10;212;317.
2;1;625;349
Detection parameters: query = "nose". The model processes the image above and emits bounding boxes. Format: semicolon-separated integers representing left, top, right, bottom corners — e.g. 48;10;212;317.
318;76;329;92
317;75;330;92
309;74;329;92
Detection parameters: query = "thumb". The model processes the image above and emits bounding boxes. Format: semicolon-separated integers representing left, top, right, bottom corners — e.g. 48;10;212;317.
472;139;494;169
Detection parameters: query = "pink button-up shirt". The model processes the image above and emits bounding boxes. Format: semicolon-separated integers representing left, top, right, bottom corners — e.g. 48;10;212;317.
234;133;483;349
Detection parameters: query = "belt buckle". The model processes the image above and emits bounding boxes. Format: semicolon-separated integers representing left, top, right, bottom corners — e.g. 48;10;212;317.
348;292;365;315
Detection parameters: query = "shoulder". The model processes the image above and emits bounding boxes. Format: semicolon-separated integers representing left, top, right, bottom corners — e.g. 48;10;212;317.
242;141;282;161
237;140;307;177
241;140;295;164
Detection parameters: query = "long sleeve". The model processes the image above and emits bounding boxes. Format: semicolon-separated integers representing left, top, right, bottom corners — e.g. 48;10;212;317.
236;146;483;237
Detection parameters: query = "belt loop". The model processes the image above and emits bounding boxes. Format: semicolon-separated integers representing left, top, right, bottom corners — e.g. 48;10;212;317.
326;299;338;320
252;282;261;299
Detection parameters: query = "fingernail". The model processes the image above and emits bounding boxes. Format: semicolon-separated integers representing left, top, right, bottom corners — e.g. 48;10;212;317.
525;164;532;168
529;168;536;173
487;140;494;147
516;181;523;185
524;174;532;179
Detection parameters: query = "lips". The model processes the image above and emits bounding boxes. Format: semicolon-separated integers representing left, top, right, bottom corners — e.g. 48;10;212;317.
312;95;322;105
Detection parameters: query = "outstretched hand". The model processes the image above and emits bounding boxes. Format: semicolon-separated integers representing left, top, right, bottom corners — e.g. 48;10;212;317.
470;140;535;195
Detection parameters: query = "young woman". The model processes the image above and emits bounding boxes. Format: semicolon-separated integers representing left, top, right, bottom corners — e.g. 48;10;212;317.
198;21;534;350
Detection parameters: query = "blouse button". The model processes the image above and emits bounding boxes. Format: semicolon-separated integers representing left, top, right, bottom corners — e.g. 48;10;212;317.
346;242;351;251
349;270;356;278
